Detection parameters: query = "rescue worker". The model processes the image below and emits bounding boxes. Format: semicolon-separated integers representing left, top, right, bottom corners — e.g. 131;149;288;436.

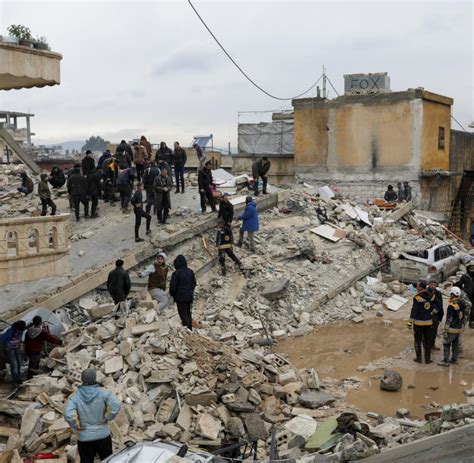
153;168;173;224
132;141;147;183
131;182;151;242
106;259;131;305
67;165;89;221
458;288;472;356
455;263;474;327
237;196;259;253
439;287;464;366
143;162;160;215
38;173;57;216
24;315;62;379
407;280;434;364
169;255;196;331
252;156;271;196
216;219;241;276
384;184;398;202
138;253;169;311
64;368;121;463
428;280;444;350
198;161;216;213
173;141;187;193
218;192;234;225
17;172;33;195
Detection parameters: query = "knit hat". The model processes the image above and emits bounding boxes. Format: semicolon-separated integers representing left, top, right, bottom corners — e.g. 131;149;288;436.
81;368;96;385
157;252;167;260
245;195;253;204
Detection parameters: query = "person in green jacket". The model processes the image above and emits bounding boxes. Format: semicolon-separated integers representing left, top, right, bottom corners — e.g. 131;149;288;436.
38;173;57;216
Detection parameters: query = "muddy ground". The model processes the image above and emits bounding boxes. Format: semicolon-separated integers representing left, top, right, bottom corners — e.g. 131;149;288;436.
276;299;474;419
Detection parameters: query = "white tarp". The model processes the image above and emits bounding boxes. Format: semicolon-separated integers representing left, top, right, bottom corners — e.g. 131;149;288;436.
238;120;294;155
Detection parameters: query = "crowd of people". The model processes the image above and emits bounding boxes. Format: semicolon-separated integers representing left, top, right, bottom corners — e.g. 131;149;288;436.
384;181;412;203
408;262;474;366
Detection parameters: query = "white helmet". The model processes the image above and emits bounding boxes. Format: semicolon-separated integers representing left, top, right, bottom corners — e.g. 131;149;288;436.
450;287;461;297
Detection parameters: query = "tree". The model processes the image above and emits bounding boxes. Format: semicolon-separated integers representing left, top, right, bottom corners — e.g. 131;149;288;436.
81;136;109;152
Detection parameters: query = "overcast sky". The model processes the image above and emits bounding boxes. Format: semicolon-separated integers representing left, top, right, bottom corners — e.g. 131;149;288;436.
0;0;472;149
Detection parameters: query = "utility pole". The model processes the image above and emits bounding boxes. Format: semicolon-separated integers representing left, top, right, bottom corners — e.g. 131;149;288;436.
322;65;327;99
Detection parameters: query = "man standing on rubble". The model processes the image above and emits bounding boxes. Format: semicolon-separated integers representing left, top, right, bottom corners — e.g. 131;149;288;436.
407;280;435;364
403;181;412;202
173;141;187;194
17;171;33;195
81;150;96;177
131;182;151;242
252;156;271;196
193;142;206;172
24;316;62;379
139;253;169;311
0;320;26;386
154;167;173;224
428;280;444;350
170;255;196;330
64;368;121;463
198;161;216;214
216;219;241;276
116;166;135;213
143;161;160;215
237;196;259;253
439;287;464;366
107;259;131;305
38;173;57;216
87;166;101;218
396;182;404;202
132;142;147;183
67;164;89;221
455;263;474;328
384;185;398;202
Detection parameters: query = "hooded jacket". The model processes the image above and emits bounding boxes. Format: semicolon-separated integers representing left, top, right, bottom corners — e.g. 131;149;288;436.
25;326;61;354
384;189;398;202
67;168;88;196
169;255;196;303
239;201;259;232
49;168;66;189
409;290;435;326
82;155;96;177
218;200;234;224
64;384;121;442
140;139;152;158
252;159;271;178
133;145;147;164
20;173;34;192
0;327;23;350
116;141;133;157
98;152;111;169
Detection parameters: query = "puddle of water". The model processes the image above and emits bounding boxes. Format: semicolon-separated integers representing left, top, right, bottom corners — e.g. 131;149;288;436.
276;318;474;418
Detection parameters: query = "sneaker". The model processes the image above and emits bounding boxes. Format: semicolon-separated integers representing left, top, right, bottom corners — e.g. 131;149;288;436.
175;190;180;194
438;360;450;367
135;237;144;243
413;358;422;363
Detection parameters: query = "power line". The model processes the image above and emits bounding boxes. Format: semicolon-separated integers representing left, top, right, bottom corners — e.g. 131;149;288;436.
187;0;322;101
451;114;467;132
326;74;340;97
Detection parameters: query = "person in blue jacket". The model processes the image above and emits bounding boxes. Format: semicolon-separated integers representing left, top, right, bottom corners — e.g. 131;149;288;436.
237;195;259;253
64;368;121;463
0;320;26;385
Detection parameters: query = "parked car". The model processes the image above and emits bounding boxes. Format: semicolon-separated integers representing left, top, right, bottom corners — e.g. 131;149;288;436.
390;243;461;284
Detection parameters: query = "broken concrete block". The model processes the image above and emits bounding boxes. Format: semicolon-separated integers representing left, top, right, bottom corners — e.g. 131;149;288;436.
262;278;290;301
227;417;245;438
298;390;335;409
20;407;41;437
176;403;193;432
217;404;231;426
278;370;297;386
125;351;140;369
221;393;236;404
182;361;198;375
307;369;320;390
78;298;98;311
197;413;221;440
156;398;177;423
284;415;318;440
371;422;401;438
243;413;269;441
248;388;262;405
119;340;132;357
162;423;181;440
104;356;124;374
89;303;115;318
131;322;161;336
272;329;286;340
185;392;217;406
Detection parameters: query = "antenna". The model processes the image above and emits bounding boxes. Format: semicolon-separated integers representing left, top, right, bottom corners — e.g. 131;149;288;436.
322;65;327;99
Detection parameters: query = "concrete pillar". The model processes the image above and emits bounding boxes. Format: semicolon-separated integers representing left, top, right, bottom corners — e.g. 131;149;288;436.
26;116;31;146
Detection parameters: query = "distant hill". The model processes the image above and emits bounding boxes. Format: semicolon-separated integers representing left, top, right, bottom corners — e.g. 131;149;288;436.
58;140;84;152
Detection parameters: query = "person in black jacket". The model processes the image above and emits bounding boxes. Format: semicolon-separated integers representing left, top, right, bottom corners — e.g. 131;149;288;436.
428;279;444;350
407;280;435;364
116;140;133;158
455;263;474;326
169;255;196;330
156;142;173;166
216;220;241;276
81;150;96;177
218;193;234;225
67;165;89;221
384;185;398;202
173;142;187;193
48;166;66;189
107;259;131;305
131;183;151;242
143;162;160;215
252;157;271;196
198;161;216;213
18;172;34;195
87;167;101;218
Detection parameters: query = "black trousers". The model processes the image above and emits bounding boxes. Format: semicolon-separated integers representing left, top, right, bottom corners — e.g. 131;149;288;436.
253;175;268;195
134;208;151;238
219;249;240;267
157;197;170;224
77;435;113;463
199;187;216;212
145;187;155;215
110;291;126;305
26;351;41;379
136;163;145;182
73;194;89;220
40;198;56;216
175;166;185;192
177;302;192;330
414;324;432;358
90;194;99;216
430;318;440;348
104;181;115;203
117;184;131;209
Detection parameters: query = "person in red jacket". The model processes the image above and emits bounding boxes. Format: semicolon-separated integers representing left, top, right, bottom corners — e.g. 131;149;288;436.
24;316;62;379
